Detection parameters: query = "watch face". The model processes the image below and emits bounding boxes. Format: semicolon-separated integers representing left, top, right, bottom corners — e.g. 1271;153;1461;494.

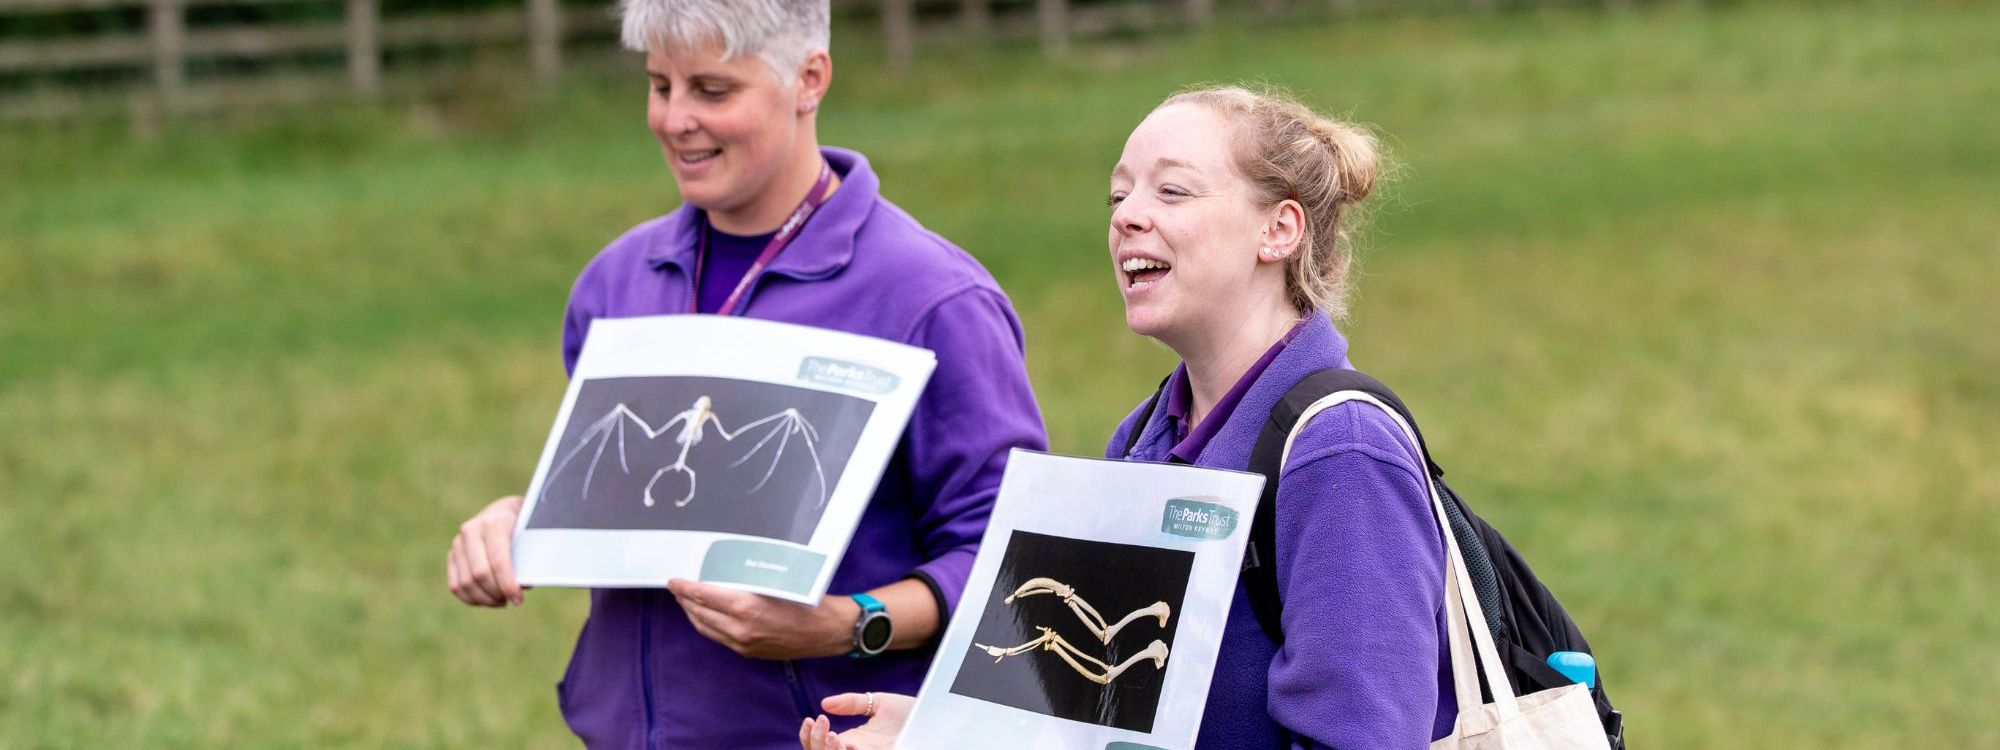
860;614;893;651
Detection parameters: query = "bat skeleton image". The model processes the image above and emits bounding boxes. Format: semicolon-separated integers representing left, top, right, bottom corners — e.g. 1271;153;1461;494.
974;627;1171;686
542;396;829;509
1004;577;1172;643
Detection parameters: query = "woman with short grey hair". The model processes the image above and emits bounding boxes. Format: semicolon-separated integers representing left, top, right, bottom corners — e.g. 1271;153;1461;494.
444;1;1047;746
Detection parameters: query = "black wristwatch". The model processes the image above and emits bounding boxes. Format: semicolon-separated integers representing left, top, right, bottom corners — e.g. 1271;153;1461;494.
848;592;892;658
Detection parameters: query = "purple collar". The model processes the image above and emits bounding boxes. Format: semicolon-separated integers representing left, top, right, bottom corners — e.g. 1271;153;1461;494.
1163;317;1310;463
644;146;877;280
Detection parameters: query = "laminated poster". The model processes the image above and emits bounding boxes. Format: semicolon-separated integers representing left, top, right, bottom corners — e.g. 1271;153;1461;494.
511;315;936;604
900;449;1266;750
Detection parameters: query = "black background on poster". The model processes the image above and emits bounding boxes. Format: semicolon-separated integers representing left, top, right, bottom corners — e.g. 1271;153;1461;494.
949;530;1195;733
526;375;873;543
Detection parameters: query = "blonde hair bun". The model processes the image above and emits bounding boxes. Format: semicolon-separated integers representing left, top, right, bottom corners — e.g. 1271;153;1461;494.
1161;84;1386;319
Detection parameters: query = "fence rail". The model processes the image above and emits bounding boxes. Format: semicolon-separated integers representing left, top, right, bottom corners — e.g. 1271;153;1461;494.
0;7;616;72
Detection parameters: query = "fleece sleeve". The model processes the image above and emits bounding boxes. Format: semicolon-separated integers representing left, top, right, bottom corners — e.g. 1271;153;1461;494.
1267;404;1450;750
560;261;607;378
899;287;1048;617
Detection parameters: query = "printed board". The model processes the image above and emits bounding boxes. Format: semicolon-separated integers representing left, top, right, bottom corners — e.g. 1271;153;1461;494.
512;315;935;604
900;450;1264;749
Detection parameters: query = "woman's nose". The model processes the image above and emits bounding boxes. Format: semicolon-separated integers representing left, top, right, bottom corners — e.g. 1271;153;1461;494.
661;96;700;136
1111;199;1149;236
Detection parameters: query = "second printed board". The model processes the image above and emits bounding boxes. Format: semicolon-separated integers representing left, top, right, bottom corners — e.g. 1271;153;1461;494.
899;450;1265;749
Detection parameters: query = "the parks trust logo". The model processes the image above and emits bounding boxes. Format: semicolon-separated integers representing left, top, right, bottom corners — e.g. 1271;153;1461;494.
1160;497;1239;541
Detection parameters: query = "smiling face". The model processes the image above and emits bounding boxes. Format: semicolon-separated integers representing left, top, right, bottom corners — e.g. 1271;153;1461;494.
646;43;823;231
1108;103;1288;347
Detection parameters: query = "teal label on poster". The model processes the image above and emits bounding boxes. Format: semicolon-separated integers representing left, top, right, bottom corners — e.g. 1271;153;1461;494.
799;357;900;394
699;540;826;596
1161;498;1239;540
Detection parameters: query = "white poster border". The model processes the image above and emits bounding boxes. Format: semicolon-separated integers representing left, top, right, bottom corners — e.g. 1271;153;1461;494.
510;315;937;605
899;449;1266;750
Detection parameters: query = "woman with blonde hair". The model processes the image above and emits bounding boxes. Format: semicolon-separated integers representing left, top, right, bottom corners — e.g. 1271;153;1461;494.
802;85;1457;749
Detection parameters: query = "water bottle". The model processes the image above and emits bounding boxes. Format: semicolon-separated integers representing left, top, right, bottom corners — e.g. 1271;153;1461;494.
1545;651;1596;689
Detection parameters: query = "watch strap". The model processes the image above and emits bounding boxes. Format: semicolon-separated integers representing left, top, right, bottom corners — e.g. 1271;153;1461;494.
851;592;885;615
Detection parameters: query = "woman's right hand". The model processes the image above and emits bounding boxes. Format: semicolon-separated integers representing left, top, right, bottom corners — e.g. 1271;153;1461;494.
799;692;913;750
447;495;526;607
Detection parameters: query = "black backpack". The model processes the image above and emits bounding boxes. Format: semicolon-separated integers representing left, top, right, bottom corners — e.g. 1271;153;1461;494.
1124;368;1626;748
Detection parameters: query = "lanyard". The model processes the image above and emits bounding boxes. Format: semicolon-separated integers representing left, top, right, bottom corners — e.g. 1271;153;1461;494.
690;161;837;316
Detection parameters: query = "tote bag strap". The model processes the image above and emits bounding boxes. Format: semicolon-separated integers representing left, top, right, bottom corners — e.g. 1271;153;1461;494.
1280;392;1521;721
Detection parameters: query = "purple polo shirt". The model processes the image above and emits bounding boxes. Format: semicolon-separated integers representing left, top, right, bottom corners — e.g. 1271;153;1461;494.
556;147;1047;749
694;226;776;315
1162;318;1307;463
1108;311;1458;750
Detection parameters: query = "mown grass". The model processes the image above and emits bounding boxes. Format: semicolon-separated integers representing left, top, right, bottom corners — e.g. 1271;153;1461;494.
3;2;1996;747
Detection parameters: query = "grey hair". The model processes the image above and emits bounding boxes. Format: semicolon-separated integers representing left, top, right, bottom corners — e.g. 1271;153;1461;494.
619;0;830;83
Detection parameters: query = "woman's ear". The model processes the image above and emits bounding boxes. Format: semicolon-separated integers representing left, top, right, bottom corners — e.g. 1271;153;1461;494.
1260;199;1306;263
796;50;832;115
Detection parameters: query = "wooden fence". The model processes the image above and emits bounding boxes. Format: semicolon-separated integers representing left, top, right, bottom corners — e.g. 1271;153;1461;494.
0;0;1635;121
0;0;620;119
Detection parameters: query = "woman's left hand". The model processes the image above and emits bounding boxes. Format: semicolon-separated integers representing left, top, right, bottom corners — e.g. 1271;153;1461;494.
800;693;914;750
668;578;855;660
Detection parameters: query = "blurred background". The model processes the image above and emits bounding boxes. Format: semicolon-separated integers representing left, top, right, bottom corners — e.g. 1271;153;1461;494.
2;0;1995;746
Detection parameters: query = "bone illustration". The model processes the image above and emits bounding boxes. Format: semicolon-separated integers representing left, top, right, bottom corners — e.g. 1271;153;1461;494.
1004;577;1171;644
542;396;829;510
974;627;1171;686
723;407;827;503
973;577;1172;686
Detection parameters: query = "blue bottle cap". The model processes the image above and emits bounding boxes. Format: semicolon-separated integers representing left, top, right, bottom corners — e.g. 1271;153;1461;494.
1546;651;1596;689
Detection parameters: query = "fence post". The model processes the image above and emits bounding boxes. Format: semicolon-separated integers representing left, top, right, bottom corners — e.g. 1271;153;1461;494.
346;0;380;95
1038;0;1068;57
528;0;562;84
1186;0;1212;26
962;0;989;39
883;0;914;73
148;0;184;109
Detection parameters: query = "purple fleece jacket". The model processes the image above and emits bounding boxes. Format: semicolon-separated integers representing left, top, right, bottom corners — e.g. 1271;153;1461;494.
555;147;1047;749
1105;312;1458;749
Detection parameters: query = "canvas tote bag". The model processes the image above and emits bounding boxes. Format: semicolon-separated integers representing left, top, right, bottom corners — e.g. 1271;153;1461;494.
1282;392;1611;750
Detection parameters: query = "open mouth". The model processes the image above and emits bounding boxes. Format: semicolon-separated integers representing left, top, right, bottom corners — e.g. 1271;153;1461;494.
1121;257;1171;291
677;148;721;165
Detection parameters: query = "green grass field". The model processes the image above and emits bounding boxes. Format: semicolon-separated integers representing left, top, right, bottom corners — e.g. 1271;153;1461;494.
3;2;1996;747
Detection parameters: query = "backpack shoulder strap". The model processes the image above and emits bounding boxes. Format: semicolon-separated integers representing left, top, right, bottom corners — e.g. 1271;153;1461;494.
1118;373;1173;459
1242;368;1443;646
